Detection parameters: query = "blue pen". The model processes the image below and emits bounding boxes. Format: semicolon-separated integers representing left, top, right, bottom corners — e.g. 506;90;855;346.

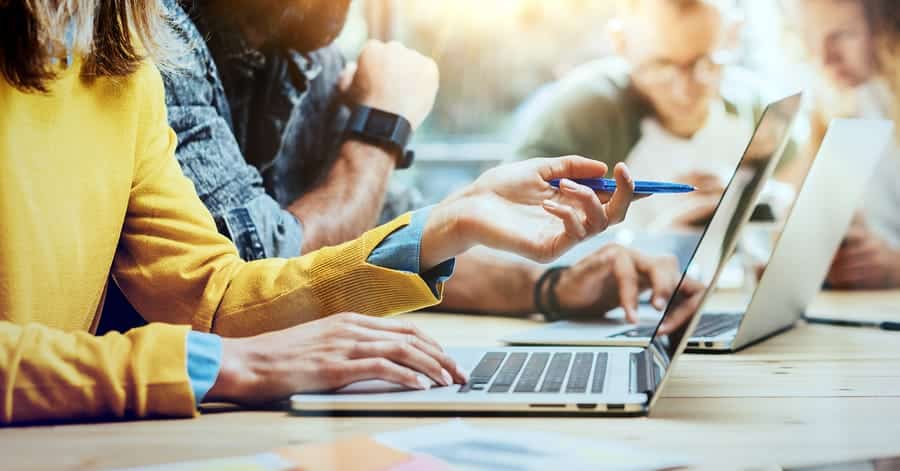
548;178;696;195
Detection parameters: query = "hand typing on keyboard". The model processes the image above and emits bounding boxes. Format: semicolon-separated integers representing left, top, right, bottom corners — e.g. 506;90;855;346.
551;245;680;323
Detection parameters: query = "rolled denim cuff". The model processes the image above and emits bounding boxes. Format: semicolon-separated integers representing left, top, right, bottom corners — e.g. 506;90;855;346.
215;196;304;260
368;206;456;296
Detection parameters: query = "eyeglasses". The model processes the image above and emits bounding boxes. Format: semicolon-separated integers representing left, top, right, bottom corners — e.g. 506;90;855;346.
633;50;735;85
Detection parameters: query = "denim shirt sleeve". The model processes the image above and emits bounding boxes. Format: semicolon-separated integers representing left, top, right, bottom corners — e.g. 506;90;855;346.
161;0;303;261
367;206;456;296
185;331;223;404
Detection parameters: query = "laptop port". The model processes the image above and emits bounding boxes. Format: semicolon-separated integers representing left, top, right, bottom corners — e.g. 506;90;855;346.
705;341;714;347
688;341;699;347
576;403;597;410
529;404;566;408
607;404;625;410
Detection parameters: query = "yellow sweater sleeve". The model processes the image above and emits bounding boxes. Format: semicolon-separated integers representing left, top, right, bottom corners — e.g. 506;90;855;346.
0;322;195;424
112;62;444;337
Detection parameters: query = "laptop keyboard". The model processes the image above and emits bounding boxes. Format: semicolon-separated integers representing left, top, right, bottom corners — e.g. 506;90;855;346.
614;312;742;339
460;351;609;394
692;312;742;337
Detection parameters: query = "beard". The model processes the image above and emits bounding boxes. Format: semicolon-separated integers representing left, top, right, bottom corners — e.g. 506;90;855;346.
207;0;352;53
262;0;352;52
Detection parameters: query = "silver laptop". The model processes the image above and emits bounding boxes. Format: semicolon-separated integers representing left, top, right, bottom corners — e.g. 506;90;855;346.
503;117;894;353
503;94;804;347
288;98;808;417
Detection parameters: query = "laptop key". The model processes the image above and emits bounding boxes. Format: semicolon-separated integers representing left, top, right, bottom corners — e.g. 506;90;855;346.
459;352;506;393
513;352;551;392
565;353;594;393
539;353;573;393
488;352;528;393
591;353;609;394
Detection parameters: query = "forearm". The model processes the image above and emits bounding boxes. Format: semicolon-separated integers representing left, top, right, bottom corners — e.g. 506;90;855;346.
0;322;196;424
289;140;395;252
435;248;542;315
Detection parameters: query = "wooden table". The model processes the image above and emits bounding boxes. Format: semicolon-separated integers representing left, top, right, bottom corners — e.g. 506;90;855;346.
4;291;900;470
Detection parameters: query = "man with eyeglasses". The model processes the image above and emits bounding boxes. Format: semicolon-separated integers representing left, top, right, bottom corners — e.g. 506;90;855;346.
513;0;795;229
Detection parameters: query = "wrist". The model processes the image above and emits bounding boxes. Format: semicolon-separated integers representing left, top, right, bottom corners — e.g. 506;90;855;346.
534;266;569;320
421;199;471;271
891;249;900;287
344;105;415;169
339;139;396;170
205;338;255;403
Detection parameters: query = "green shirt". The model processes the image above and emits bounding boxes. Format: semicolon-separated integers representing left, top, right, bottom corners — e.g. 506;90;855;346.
511;57;788;169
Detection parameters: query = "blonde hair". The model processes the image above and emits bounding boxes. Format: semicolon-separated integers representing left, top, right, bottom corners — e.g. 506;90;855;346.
803;0;900;145
0;0;185;93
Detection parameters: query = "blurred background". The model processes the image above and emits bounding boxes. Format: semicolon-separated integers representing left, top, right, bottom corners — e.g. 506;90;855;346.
334;0;810;203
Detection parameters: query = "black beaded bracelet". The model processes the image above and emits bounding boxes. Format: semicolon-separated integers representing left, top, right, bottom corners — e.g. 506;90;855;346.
534;266;569;322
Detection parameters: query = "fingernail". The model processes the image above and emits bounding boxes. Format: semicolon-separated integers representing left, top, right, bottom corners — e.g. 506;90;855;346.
560;179;579;191
621;164;633;185
441;369;453;386
416;375;432;390
458;367;470;384
543;200;558;209
653;297;665;310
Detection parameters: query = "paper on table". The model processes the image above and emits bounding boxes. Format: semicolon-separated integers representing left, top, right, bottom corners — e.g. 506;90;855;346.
375;419;688;471
116;452;295;471
116;437;424;471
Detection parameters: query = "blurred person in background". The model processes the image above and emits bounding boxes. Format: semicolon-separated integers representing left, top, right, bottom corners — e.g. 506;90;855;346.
513;0;797;230
94;0;700;328
786;0;900;290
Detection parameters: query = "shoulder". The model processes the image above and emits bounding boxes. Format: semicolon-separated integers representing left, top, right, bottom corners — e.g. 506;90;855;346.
514;56;646;162
158;0;219;106
527;57;640;120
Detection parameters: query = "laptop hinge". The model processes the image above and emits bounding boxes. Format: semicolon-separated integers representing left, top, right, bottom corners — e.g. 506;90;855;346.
630;350;659;397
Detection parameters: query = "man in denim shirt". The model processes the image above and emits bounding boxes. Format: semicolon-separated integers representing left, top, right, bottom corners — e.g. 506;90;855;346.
162;0;428;260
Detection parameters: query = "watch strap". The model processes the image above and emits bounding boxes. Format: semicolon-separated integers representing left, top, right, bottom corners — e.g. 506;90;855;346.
345;105;415;169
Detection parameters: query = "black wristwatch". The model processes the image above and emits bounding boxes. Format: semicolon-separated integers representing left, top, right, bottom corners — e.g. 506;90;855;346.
344;105;415;169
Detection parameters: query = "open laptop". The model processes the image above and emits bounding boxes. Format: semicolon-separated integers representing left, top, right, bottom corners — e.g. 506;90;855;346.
503;118;894;353
288;97;804;417
503;94;803;347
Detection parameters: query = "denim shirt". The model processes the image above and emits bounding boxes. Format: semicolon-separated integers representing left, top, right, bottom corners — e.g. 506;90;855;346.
161;0;348;260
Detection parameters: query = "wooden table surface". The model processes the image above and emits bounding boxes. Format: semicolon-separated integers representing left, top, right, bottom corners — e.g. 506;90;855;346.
4;291;900;470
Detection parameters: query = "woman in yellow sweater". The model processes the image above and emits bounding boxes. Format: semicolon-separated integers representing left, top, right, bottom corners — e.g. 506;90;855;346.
0;0;639;424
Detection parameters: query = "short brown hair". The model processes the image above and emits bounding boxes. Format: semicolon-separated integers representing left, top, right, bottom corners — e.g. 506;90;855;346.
619;0;732;12
0;0;183;93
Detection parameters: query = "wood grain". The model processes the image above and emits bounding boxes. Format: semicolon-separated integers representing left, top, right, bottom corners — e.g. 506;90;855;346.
4;290;900;470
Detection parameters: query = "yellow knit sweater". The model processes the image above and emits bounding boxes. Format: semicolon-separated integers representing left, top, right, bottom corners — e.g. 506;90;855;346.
0;59;444;424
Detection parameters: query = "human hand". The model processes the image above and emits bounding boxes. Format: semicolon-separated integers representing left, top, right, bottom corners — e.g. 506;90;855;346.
667;172;725;228
677;171;725;195
420;157;642;270
342;40;439;130
553;245;680;324
206;313;467;405
827;215;900;289
658;276;705;335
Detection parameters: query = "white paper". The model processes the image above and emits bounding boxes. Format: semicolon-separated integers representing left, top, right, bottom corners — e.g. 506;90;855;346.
375;419;688;471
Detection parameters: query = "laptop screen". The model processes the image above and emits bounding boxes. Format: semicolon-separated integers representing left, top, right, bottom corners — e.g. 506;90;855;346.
644;93;803;395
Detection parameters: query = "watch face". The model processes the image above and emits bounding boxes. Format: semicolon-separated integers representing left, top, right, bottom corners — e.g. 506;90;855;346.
364;108;397;136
